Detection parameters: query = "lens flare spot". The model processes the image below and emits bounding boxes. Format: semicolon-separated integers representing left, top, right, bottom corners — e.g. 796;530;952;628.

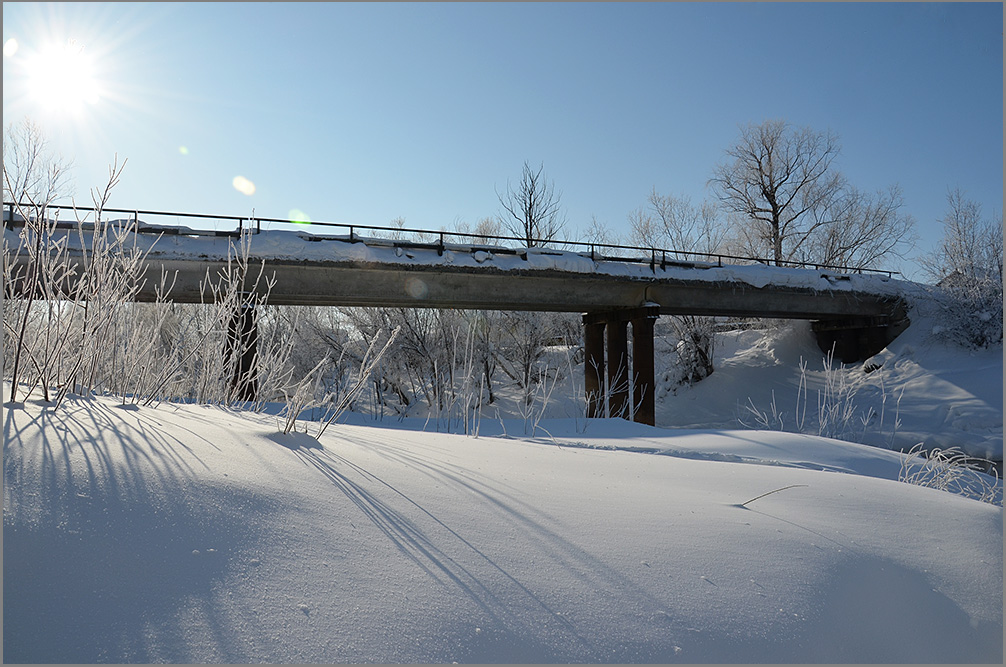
178;146;189;155
232;175;256;196
405;277;428;299
3;38;18;58
288;209;311;224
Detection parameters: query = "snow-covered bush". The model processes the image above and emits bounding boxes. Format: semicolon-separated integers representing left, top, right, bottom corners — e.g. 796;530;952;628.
924;279;1003;350
2;158;159;407
667;315;717;386
313;326;400;438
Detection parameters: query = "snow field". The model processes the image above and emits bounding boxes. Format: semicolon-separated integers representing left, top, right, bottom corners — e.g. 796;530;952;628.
3;391;1002;663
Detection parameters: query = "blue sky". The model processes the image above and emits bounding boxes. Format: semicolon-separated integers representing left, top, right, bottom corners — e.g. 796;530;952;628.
3;2;1002;279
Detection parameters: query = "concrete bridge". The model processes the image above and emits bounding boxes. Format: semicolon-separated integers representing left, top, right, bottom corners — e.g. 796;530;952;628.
3;206;911;425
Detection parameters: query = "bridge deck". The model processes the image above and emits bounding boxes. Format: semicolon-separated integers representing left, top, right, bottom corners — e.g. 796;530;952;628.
4;220;908;321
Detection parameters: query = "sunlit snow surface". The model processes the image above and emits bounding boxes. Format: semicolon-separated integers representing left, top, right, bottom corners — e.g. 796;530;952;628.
4;394;1001;663
656;310;1003;463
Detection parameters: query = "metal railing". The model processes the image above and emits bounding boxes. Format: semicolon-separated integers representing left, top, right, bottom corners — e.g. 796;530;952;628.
2;201;899;278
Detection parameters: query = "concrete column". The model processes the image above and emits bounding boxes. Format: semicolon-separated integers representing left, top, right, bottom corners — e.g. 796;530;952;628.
631;313;658;426
583;321;606;418
226;303;259;402
607;319;630;419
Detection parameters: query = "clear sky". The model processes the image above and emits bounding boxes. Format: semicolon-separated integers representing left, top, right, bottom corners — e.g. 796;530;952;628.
3;2;1002;279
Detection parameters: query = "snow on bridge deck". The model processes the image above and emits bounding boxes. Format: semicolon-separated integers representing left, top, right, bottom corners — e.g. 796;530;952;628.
4;218;912;320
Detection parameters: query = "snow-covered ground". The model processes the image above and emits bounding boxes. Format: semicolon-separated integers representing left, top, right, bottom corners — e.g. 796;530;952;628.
3;314;1003;663
657;314;1003;464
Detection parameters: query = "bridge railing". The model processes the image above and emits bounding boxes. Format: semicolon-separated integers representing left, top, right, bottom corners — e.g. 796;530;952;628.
3;201;898;278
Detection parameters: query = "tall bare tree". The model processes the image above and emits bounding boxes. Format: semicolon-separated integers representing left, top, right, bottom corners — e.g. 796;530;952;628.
496;161;566;247
3;119;74;403
710;120;844;266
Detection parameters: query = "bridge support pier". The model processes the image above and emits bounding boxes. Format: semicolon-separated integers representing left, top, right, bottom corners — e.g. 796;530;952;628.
226;303;259;403
631;310;658;427
584;321;606;419
607;319;629;419
583;305;660;425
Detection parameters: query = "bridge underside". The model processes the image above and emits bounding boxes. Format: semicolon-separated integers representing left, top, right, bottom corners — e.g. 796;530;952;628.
5;255;910;424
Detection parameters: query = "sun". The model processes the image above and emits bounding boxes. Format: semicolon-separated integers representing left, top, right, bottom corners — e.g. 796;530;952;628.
24;39;102;116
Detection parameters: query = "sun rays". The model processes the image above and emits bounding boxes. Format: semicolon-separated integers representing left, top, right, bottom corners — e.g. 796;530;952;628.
24;38;102;115
5;33;108;126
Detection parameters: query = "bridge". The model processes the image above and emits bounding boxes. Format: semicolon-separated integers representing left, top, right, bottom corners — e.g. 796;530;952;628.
3;203;911;425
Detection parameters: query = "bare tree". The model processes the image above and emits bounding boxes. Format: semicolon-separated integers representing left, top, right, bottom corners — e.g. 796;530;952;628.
710;120;844;266
3;118;72;208
471;216;502;243
455;216;503;246
3;119;74;403
496;161;566;247
924;188;1002;284
627;189;726;385
806;184;917;269
626;206;661;249
921;188;1002;348
629;189;726;260
497;310;575;406
582;215;618;244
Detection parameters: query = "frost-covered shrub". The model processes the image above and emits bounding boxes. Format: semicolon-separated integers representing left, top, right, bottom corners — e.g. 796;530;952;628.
899;443;1002;506
922;188;1003;350
925;279;1003;350
740;348;905;446
667;315;716;386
